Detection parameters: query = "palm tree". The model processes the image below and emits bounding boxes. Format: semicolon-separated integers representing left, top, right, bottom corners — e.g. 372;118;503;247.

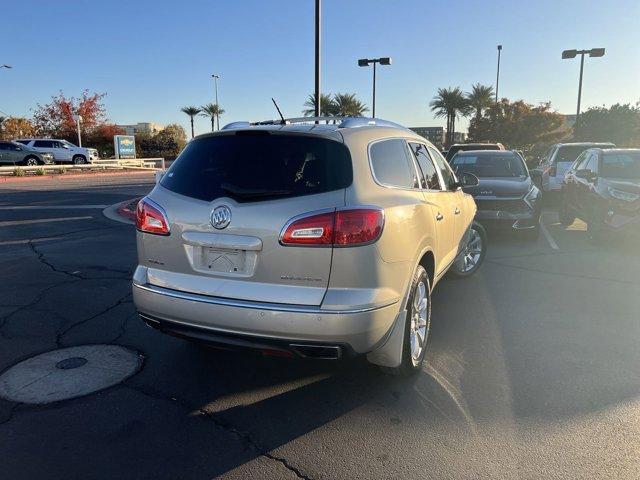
466;83;494;123
302;93;336;117
200;103;225;132
332;93;368;117
181;106;202;138
430;87;469;146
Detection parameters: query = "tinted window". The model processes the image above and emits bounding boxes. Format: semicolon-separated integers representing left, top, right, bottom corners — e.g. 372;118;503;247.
554;145;613;164
430;146;458;189
15;140;29;145
452;153;527;177
572;151;589;170
584;154;599;172
161;133;352;202
370;139;418;189
0;142;11;151
409;142;441;190
33;140;54;148
601;152;640;179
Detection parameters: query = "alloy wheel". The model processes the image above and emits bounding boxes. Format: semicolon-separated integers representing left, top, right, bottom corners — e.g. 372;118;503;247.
409;280;429;365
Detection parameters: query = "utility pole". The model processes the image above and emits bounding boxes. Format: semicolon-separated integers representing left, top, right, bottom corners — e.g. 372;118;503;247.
314;0;321;118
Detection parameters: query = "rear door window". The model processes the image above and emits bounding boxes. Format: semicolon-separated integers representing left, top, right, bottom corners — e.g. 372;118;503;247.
429;146;458;190
408;142;442;190
369;138;419;189
33;140;54;148
161;133;353;202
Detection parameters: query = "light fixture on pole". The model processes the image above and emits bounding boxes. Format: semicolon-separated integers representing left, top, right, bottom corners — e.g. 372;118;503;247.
495;45;502;103
357;57;392;118
561;48;605;120
74;114;82;147
211;74;220;130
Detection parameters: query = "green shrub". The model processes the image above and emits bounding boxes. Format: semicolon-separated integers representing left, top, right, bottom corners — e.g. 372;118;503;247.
35;168;46;176
13;167;25;177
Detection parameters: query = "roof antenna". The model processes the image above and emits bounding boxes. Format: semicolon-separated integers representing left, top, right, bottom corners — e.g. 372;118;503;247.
272;98;286;125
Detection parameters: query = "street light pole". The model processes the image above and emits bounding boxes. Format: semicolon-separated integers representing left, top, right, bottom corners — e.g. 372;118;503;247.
211;74;220;130
576;53;585;118
357;57;392;118
561;48;605;121
314;0;321;118
495;45;502;103
74;115;82;147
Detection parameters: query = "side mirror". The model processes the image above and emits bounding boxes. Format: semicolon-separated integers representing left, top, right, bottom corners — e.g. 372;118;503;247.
576;169;596;182
453;171;479;189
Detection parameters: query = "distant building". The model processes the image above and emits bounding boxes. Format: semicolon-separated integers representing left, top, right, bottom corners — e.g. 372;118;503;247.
117;122;165;136
452;132;467;143
409;126;445;147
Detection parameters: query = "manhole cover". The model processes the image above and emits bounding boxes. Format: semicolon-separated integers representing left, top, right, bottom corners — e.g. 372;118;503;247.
0;345;142;404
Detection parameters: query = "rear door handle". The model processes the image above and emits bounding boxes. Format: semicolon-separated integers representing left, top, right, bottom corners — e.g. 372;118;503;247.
454;207;461;215
436;212;444;221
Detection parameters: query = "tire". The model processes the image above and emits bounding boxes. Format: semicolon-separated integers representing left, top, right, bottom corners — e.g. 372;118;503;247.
559;202;575;227
23;156;40;166
72;155;87;165
449;221;487;278
386;265;431;376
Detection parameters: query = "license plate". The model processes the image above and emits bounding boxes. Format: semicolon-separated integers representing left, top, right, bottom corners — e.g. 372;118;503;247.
205;248;246;274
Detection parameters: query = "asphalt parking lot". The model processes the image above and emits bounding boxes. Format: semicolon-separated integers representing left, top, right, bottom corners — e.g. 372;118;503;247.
0;174;638;480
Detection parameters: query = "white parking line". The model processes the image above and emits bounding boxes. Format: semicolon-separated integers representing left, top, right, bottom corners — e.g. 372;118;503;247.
540;221;560;250
0;205;108;210
0;216;93;227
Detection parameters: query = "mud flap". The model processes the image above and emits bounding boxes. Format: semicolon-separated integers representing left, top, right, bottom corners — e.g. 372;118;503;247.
366;308;407;368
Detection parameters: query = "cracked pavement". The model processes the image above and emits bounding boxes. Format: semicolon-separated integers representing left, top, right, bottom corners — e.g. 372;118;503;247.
0;174;639;479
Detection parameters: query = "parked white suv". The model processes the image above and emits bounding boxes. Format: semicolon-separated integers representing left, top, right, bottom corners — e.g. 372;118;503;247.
16;139;99;164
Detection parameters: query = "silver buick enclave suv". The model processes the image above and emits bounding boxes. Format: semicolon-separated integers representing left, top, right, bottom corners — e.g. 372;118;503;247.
132;117;486;374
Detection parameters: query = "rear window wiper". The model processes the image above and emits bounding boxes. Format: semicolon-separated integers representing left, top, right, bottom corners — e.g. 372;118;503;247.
221;183;292;199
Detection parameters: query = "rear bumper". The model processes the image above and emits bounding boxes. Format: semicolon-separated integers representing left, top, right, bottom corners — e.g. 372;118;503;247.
132;281;399;354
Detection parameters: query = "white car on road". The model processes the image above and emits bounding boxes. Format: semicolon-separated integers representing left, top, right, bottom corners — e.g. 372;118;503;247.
16;139;99;164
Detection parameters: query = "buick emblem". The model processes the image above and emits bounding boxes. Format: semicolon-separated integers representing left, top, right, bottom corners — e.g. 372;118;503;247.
211;205;232;229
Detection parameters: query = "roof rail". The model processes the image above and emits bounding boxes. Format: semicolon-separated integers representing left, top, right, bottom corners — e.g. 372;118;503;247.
249;116;408;129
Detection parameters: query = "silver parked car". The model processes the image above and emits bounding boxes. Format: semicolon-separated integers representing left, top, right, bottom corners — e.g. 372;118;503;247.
15;138;99;164
132;117;486;374
0;141;55;165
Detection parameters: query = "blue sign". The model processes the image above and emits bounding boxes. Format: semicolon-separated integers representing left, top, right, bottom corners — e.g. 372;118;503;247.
114;135;136;159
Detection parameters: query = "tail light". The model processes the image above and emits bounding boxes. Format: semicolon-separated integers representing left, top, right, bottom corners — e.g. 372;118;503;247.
543;165;556;177
280;208;384;247
136;198;170;235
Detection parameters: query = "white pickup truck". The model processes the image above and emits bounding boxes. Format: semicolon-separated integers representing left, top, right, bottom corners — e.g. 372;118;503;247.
16;139;99;164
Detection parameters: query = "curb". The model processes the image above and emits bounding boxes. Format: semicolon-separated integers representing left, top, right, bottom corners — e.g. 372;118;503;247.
0;170;155;184
103;198;141;225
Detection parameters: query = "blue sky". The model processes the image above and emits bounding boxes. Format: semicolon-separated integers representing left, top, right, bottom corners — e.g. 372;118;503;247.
1;0;638;136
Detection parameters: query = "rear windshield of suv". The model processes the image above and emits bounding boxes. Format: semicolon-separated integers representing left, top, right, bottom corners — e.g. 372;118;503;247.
553;145;613;164
160;133;353;202
452;152;527;177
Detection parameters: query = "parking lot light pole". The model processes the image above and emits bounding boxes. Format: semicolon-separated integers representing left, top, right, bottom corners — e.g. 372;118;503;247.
562;48;605;120
74;114;82;147
315;0;321;119
211;74;220;130
357;57;392;118
495;45;502;103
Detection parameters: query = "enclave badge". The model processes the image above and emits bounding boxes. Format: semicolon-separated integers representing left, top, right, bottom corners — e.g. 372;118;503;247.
211;205;232;229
